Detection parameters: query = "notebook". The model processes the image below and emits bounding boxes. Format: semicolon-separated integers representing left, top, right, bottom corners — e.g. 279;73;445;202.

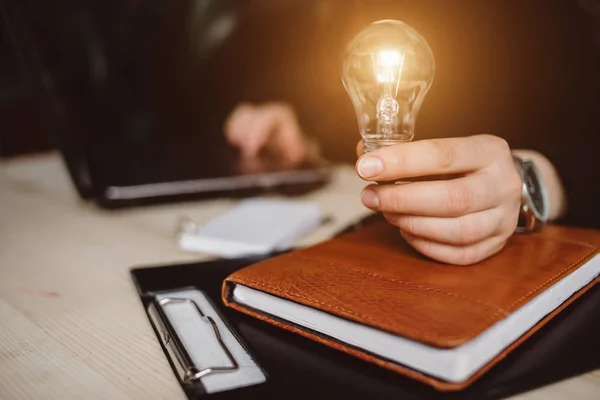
221;221;600;391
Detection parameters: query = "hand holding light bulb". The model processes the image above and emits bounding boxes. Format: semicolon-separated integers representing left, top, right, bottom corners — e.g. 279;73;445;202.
345;20;524;265
355;135;524;266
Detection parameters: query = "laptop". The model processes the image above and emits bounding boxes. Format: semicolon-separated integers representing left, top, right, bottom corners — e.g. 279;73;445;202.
7;0;331;208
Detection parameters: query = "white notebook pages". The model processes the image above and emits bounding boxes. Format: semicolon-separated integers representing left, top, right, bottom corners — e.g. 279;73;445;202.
231;254;600;383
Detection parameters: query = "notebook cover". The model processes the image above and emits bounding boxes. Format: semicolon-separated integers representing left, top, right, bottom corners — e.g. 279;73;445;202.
221;221;600;391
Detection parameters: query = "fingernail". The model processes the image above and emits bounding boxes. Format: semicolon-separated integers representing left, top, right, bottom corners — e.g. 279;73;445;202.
361;188;380;208
357;156;383;178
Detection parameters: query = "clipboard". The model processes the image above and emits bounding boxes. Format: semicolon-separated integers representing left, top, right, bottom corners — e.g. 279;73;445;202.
130;251;600;400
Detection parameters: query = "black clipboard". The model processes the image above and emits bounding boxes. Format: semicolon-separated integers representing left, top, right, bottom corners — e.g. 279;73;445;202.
130;220;600;399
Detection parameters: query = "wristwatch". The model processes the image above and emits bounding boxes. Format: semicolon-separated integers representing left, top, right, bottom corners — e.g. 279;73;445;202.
512;155;549;233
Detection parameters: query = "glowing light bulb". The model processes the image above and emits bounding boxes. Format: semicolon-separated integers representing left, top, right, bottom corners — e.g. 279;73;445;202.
342;20;435;153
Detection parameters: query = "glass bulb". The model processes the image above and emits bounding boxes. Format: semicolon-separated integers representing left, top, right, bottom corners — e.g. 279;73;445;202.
342;20;435;153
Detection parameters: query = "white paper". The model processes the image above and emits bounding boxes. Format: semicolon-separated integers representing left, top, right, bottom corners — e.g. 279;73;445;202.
179;198;323;257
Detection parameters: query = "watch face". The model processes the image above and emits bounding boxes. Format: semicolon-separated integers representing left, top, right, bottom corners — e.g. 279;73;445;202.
523;163;546;219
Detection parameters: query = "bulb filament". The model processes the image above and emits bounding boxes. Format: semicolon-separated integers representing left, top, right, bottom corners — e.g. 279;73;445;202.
374;49;404;139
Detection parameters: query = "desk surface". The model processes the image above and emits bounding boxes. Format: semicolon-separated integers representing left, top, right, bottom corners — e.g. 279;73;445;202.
0;153;598;400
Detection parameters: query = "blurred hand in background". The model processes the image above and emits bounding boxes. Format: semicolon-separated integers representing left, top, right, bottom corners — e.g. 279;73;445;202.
224;102;317;172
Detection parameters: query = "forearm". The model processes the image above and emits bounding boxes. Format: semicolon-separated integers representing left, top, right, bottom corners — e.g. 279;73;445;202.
511;149;567;222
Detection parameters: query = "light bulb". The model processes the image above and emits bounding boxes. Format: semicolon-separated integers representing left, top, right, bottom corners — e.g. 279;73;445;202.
342;20;435;153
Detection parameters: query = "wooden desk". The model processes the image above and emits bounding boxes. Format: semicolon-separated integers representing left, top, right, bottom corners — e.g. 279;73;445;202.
0;153;598;399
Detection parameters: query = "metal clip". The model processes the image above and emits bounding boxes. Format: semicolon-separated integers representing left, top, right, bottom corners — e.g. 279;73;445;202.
147;296;239;384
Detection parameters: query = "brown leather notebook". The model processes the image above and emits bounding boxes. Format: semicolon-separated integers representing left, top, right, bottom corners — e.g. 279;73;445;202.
221;221;600;391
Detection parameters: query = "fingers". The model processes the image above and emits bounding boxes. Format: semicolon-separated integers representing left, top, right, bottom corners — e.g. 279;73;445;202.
243;110;276;158
271;106;304;164
224;103;305;164
401;230;508;266
355;134;511;181
355;134;521;265
225;103;257;153
361;173;498;217
383;208;509;246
